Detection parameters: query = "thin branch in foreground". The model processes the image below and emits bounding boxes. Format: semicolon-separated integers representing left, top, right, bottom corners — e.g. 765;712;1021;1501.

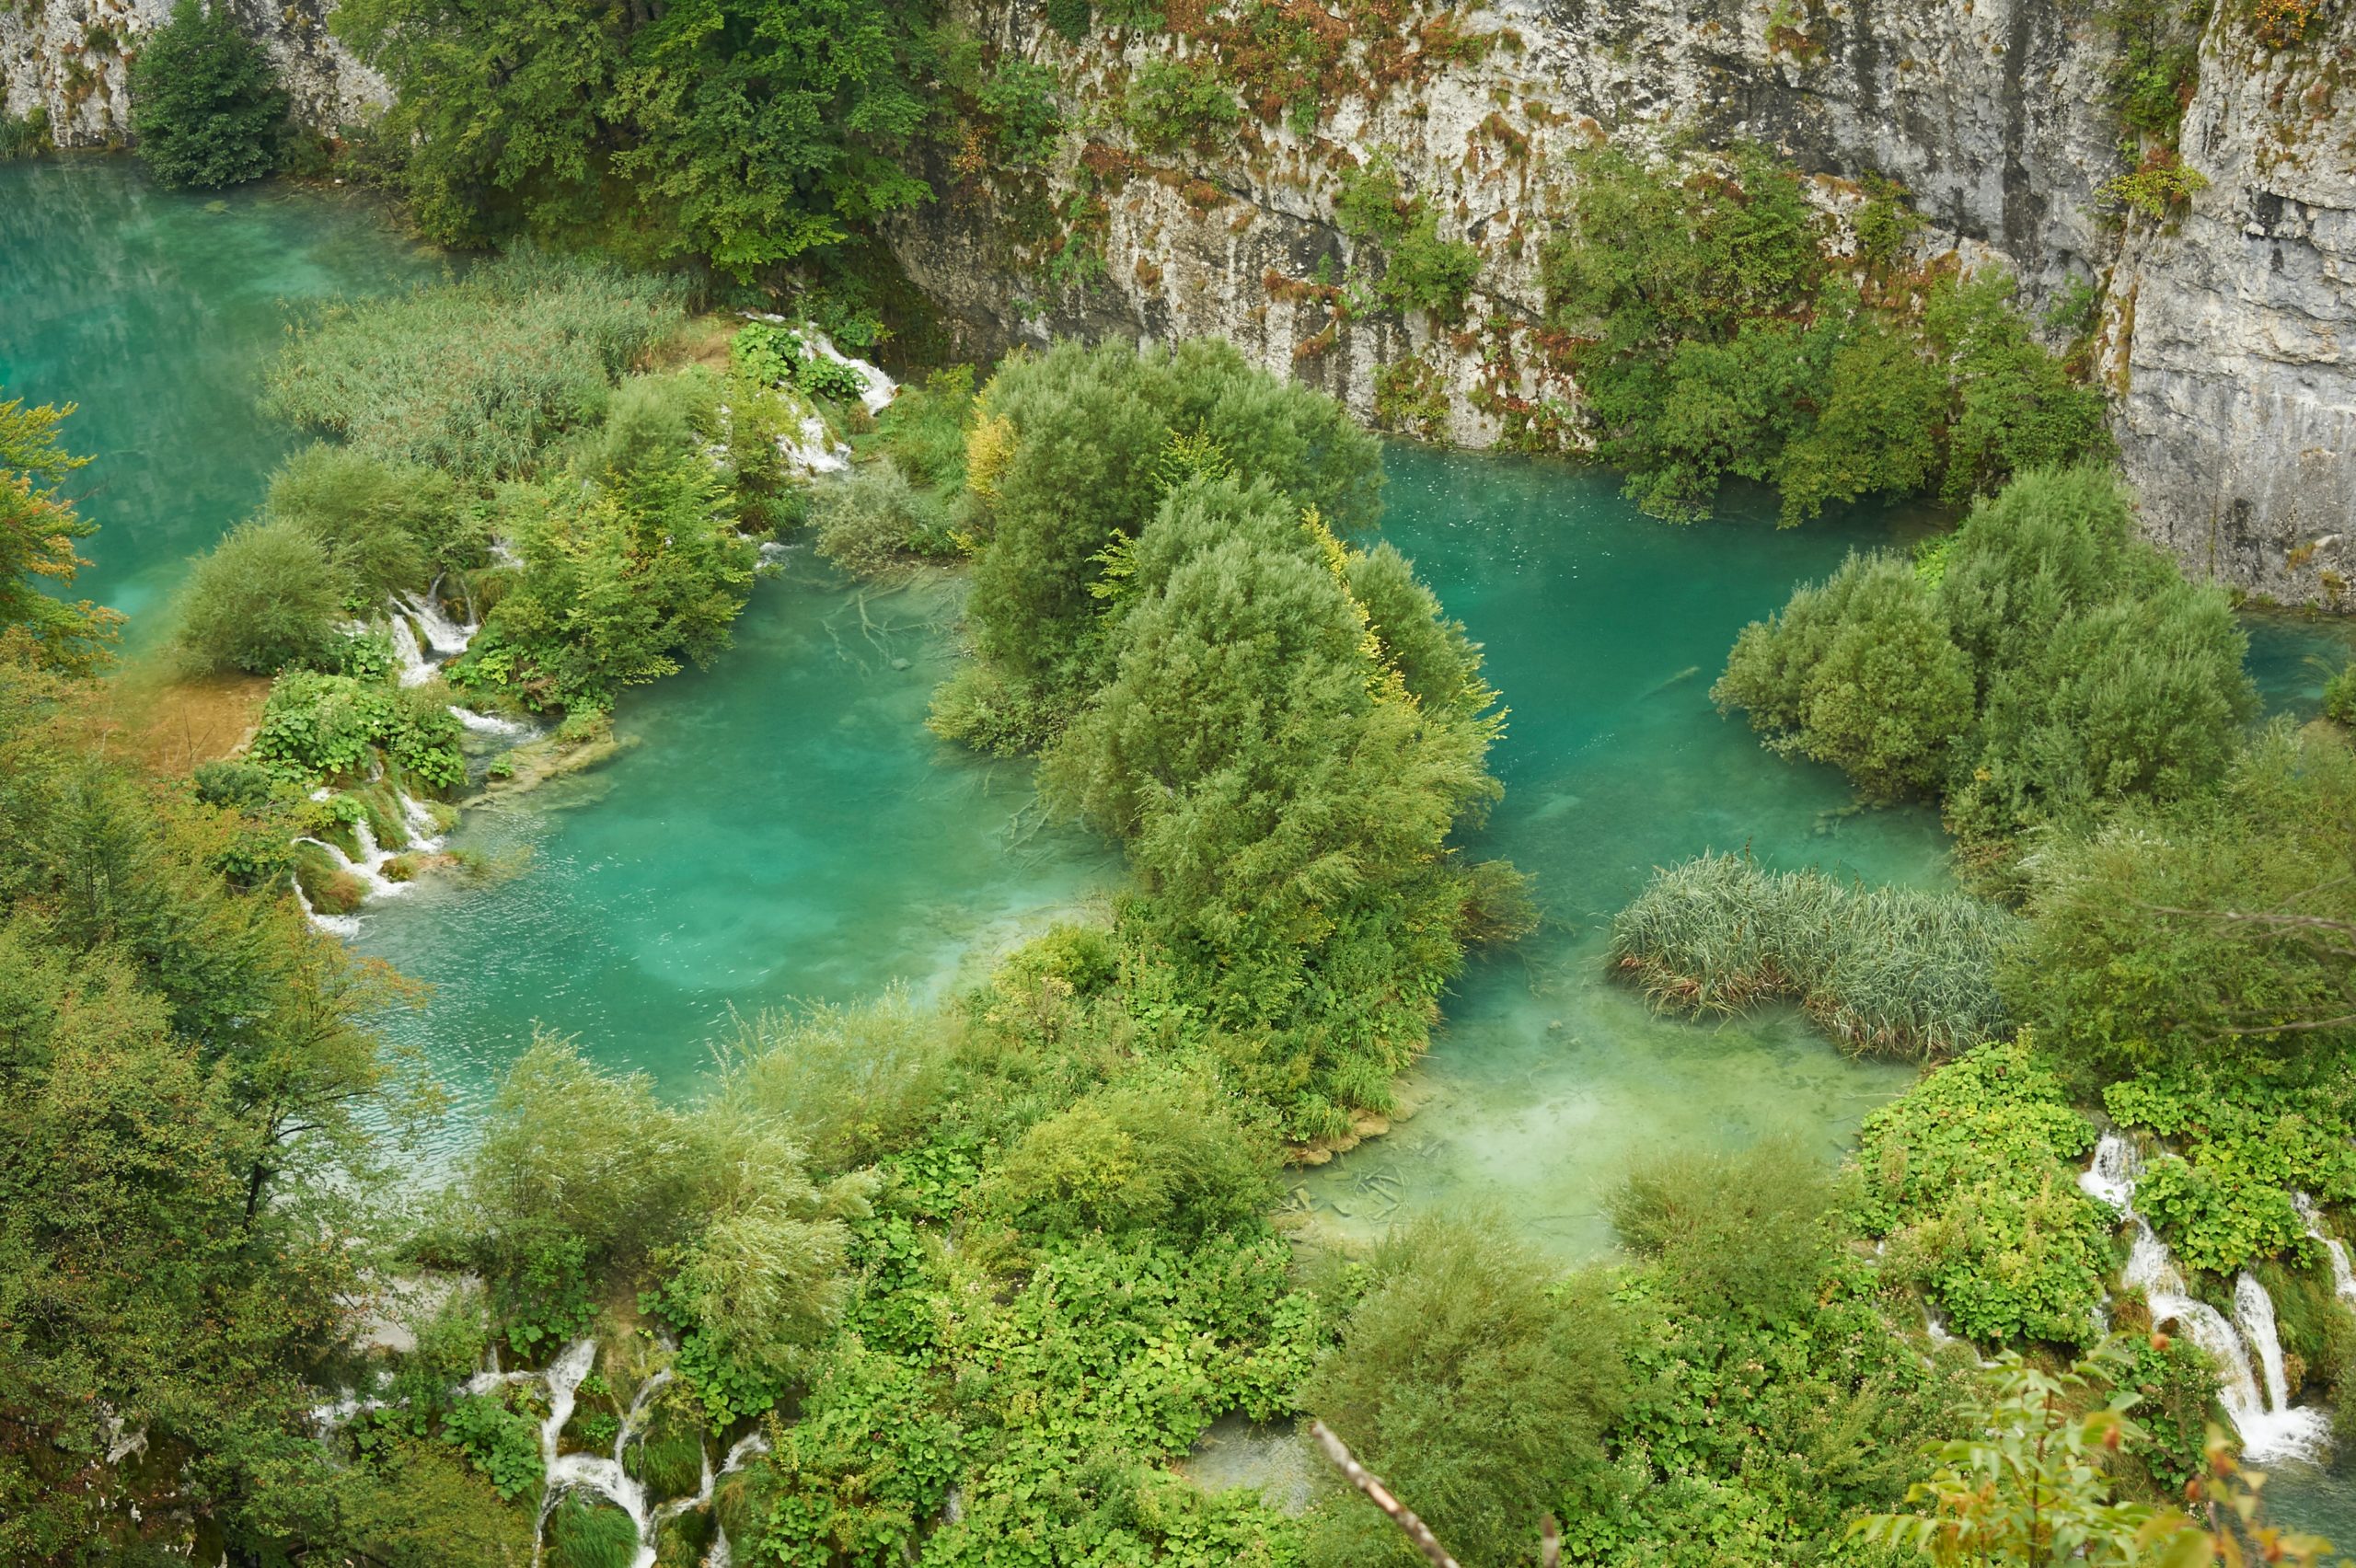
1308;1419;1463;1568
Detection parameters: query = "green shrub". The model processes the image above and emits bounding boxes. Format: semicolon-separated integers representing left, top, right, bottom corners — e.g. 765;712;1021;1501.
1609;852;2019;1057
128;0;288;190
1335;156;1481;322
2324;662;2356;723
1124;57;1238;153
1045;0;1092;40
979;61;1062;167
976;1070;1278;1245
811;464;952;577
1611;1136;1840;1327
710;989;954;1176
1713;551;1972;799
574;369;722;483
1718;467;2257;844
266;443;472;603
866;364;976;490
1542;143;2101;520
545;1493;641;1568
441;1393;545;1502
191;757;278;811
925;659;1066;756
248;669;466;790
1301;1216;1627;1568
266;250;687;481
1;103;50;159
173;515;342;674
1850;1042;2109;1344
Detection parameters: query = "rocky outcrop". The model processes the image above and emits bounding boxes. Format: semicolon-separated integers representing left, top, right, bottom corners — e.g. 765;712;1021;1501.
0;0;384;147
892;0;2356;604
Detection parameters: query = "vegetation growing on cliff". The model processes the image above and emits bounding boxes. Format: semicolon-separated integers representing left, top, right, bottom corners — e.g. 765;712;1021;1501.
1542;145;2107;523
128;0;289;190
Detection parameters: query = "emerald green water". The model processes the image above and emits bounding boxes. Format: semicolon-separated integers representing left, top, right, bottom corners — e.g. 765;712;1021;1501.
0;158;436;640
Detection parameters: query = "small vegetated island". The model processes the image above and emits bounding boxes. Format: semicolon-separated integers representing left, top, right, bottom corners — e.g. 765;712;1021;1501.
5;0;2356;1563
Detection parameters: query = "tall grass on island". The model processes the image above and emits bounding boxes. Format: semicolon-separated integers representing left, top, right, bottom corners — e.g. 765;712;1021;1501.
1609;850;2017;1057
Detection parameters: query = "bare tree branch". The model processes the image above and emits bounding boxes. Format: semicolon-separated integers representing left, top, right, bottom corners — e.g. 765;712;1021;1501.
1309;1419;1463;1568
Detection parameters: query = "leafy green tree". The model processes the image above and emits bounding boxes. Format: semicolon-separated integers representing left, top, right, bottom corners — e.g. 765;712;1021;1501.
1611;1136;1840;1327
2004;723;2356;1084
1302;1216;1627;1568
128;0;288;189
171;514;343;674
266;443;472;601
0;395;120;674
332;0;933;277
1714;550;1972;798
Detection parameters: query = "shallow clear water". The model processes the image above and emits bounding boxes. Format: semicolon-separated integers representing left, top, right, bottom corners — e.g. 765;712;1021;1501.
0;157;436;640
1292;455;1942;1257
354;565;1121;1142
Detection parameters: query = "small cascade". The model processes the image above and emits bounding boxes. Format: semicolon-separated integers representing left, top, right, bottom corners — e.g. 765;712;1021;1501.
781;413;849;474
2295;1193;2356;1306
398;790;445;853
400;580;479;656
387;614;435;688
448;704;536;739
2081;1135;2330;1460
807;333;899;415
756;540;801;570
292;876;361;938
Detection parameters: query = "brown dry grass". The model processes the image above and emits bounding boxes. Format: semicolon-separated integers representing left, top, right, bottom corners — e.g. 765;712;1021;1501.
75;661;271;778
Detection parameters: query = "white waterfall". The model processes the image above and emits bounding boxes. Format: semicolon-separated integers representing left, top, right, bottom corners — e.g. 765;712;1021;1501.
2081;1135;2330;1460
781;413;849;474
806;332;899;415
449;704;536;739
517;1342;769;1568
399;581;479;656
2299;1193;2356;1306
388;615;435;688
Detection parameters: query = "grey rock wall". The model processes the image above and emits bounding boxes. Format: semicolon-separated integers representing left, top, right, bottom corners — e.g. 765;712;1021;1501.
893;0;2356;604
1;0;384;148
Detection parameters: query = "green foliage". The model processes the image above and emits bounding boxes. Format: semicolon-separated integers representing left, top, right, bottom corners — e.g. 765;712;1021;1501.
1719;467;2257;845
248;668;467;791
266;251;687;482
1610;852;2019;1058
733;321;871;405
865;364;976;491
976;1069;1278;1246
2104;0;2211;152
1303;1216;1626;1568
1045;0;1093;39
547;1493;641;1568
1715;550;1973;798
1611;1136;1839;1327
1125;56;1239;153
2004;724;2356;1087
1851;1042;2109;1344
1;395;121;674
711;988;956;1175
332;0;933;278
1858;1340;2331;1565
172;515;343;675
443;1393;547;1501
1542;144;2101;521
1;102;51;159
456;452;756;708
979;60;1062;167
1334;155;1481;322
1042;478;1504;1135
2324;661;2356;724
1923;275;2110;503
958;338;1380;707
812;462;956;576
0;660;410;1562
268;443;477;603
1579;1150;1969;1568
2105;158;2212;218
128;0;287;190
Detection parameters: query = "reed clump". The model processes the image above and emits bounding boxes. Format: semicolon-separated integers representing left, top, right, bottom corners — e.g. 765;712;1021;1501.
1609;850;2018;1058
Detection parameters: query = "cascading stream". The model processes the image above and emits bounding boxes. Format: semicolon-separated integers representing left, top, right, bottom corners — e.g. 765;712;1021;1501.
2079;1134;2330;1460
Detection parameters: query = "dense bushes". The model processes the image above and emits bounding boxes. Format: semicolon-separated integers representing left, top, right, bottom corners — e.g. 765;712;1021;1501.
953;338;1381;715
1334;154;1483;322
1303;1217;1627;1568
1542;144;2105;522
2002;724;2356;1086
331;0;933;277
173;515;344;674
265;251;687;481
1850;1042;2110;1344
128;0;288;190
1716;467;2257;845
1610;851;2018;1057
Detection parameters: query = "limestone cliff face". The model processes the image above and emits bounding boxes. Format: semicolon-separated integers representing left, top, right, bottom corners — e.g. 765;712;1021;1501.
0;0;384;148
893;0;2356;604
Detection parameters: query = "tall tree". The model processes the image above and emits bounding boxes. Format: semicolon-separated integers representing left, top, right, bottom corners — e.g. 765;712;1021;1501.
0;397;119;674
128;0;289;190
